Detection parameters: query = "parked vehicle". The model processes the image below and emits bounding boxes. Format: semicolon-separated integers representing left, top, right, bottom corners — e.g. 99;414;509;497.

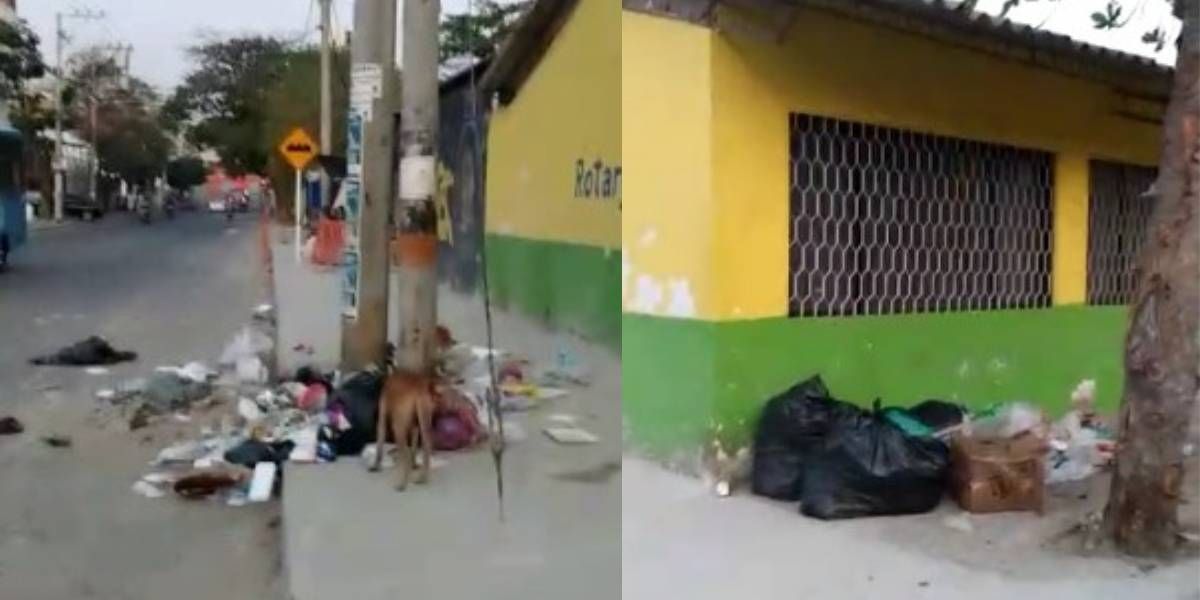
63;193;105;221
0;126;26;270
208;198;227;213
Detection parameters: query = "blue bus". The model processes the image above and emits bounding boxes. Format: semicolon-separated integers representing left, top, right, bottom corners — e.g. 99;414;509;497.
0;125;25;270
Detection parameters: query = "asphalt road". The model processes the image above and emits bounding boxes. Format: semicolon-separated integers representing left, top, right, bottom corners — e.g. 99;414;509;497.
0;209;285;600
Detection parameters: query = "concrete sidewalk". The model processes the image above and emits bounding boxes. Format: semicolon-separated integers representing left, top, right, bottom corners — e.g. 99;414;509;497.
270;226;621;600
623;457;1200;600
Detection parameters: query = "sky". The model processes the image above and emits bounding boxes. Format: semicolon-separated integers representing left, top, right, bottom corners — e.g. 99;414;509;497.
19;0;1181;94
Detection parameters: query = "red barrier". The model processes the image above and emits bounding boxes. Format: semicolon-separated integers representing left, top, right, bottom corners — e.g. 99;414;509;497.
311;217;344;266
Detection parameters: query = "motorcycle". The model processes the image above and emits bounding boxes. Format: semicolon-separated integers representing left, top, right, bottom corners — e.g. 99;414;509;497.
137;195;152;224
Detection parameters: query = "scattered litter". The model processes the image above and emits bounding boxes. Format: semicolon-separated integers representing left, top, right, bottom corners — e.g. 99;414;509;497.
297;384;327;413
30;336;137;366
85;367;110;376
38;383;63;392
41;435;72;448
219;326;273;367
0;416;23;435
965;402;1045;440
238;397;264;423
140;371;212;413
236;356;268;384
543;426;599;445
546;413;578;425
174;469;243;499
254;304;273;316
156;361;214;384
96;389;115;401
361;443;396;470
226;490;249;507
224;438;294;468
951;432;1043;514
131;480;166;499
288;426;320;463
155;440;212;466
247;462;277;502
292;343;315;355
173;413;192;423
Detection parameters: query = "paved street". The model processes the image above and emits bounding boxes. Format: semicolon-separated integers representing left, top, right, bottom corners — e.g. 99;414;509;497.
0;211;285;600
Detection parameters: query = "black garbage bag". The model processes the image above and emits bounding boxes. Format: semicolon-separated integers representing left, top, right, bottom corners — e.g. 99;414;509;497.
224;438;296;468
30;336;137;366
799;406;950;520
751;375;866;500
907;400;965;432
328;370;386;456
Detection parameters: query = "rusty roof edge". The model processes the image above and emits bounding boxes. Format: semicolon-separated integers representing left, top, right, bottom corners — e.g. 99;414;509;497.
478;0;582;104
757;0;1172;95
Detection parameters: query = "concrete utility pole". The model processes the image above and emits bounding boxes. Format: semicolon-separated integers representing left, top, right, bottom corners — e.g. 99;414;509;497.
318;0;333;215
395;0;441;373
340;0;398;369
53;7;104;222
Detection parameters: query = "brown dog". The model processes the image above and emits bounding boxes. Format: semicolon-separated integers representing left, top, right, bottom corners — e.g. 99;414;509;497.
371;371;437;491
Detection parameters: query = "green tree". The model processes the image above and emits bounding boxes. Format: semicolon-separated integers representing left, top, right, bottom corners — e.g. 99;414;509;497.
166;156;207;190
439;1;530;63
0;18;45;102
164;36;290;175
62;50;170;186
1004;0;1197;559
260;45;350;218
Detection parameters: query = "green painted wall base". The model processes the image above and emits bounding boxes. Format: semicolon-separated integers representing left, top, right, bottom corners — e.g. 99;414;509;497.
486;233;621;349
624;306;1130;458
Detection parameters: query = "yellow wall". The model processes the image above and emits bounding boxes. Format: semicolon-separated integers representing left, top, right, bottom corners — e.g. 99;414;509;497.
621;13;716;318
485;0;620;249
1053;153;1091;304
623;6;1163;320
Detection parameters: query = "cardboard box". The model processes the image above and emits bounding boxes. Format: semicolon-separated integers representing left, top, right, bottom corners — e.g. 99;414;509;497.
950;433;1045;514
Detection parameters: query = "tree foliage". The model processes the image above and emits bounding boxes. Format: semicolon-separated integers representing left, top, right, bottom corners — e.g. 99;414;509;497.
0;18;45;100
166;156;207;190
164;36;290;175
261;45;350;217
439;1;530;63
62;49;170;186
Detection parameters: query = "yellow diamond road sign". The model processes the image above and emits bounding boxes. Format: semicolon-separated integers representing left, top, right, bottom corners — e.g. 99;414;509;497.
279;127;319;170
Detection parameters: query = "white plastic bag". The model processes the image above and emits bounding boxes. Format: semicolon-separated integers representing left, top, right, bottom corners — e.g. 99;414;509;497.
220;326;273;366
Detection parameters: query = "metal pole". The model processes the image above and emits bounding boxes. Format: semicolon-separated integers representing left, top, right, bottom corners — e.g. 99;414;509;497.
396;0;441;373
53;13;64;222
89;97;97;205
318;0;333;214
294;168;302;263
340;0;397;369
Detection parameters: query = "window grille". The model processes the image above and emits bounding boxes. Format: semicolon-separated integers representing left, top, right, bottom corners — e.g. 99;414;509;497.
1086;160;1157;305
788;113;1053;317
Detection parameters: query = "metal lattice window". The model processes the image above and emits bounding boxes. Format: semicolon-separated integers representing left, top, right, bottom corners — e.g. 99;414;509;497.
1087;160;1158;305
788;114;1053;317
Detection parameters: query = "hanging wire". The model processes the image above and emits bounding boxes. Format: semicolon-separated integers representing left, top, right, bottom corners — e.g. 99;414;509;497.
463;0;507;521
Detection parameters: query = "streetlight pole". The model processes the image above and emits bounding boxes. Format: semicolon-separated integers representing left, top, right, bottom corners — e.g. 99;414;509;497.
318;0;333;216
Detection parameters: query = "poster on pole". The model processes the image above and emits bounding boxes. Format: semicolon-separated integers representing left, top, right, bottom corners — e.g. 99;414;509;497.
341;64;380;321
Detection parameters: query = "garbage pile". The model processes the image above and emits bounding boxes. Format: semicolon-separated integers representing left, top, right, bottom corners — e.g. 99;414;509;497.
750;376;1116;519
122;318;595;505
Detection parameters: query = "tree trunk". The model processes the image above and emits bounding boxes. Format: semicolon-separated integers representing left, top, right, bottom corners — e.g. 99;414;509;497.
1103;0;1200;558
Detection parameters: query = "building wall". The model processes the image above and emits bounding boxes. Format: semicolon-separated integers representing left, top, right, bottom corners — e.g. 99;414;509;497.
438;75;488;295
622;7;1162;458
485;0;621;347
